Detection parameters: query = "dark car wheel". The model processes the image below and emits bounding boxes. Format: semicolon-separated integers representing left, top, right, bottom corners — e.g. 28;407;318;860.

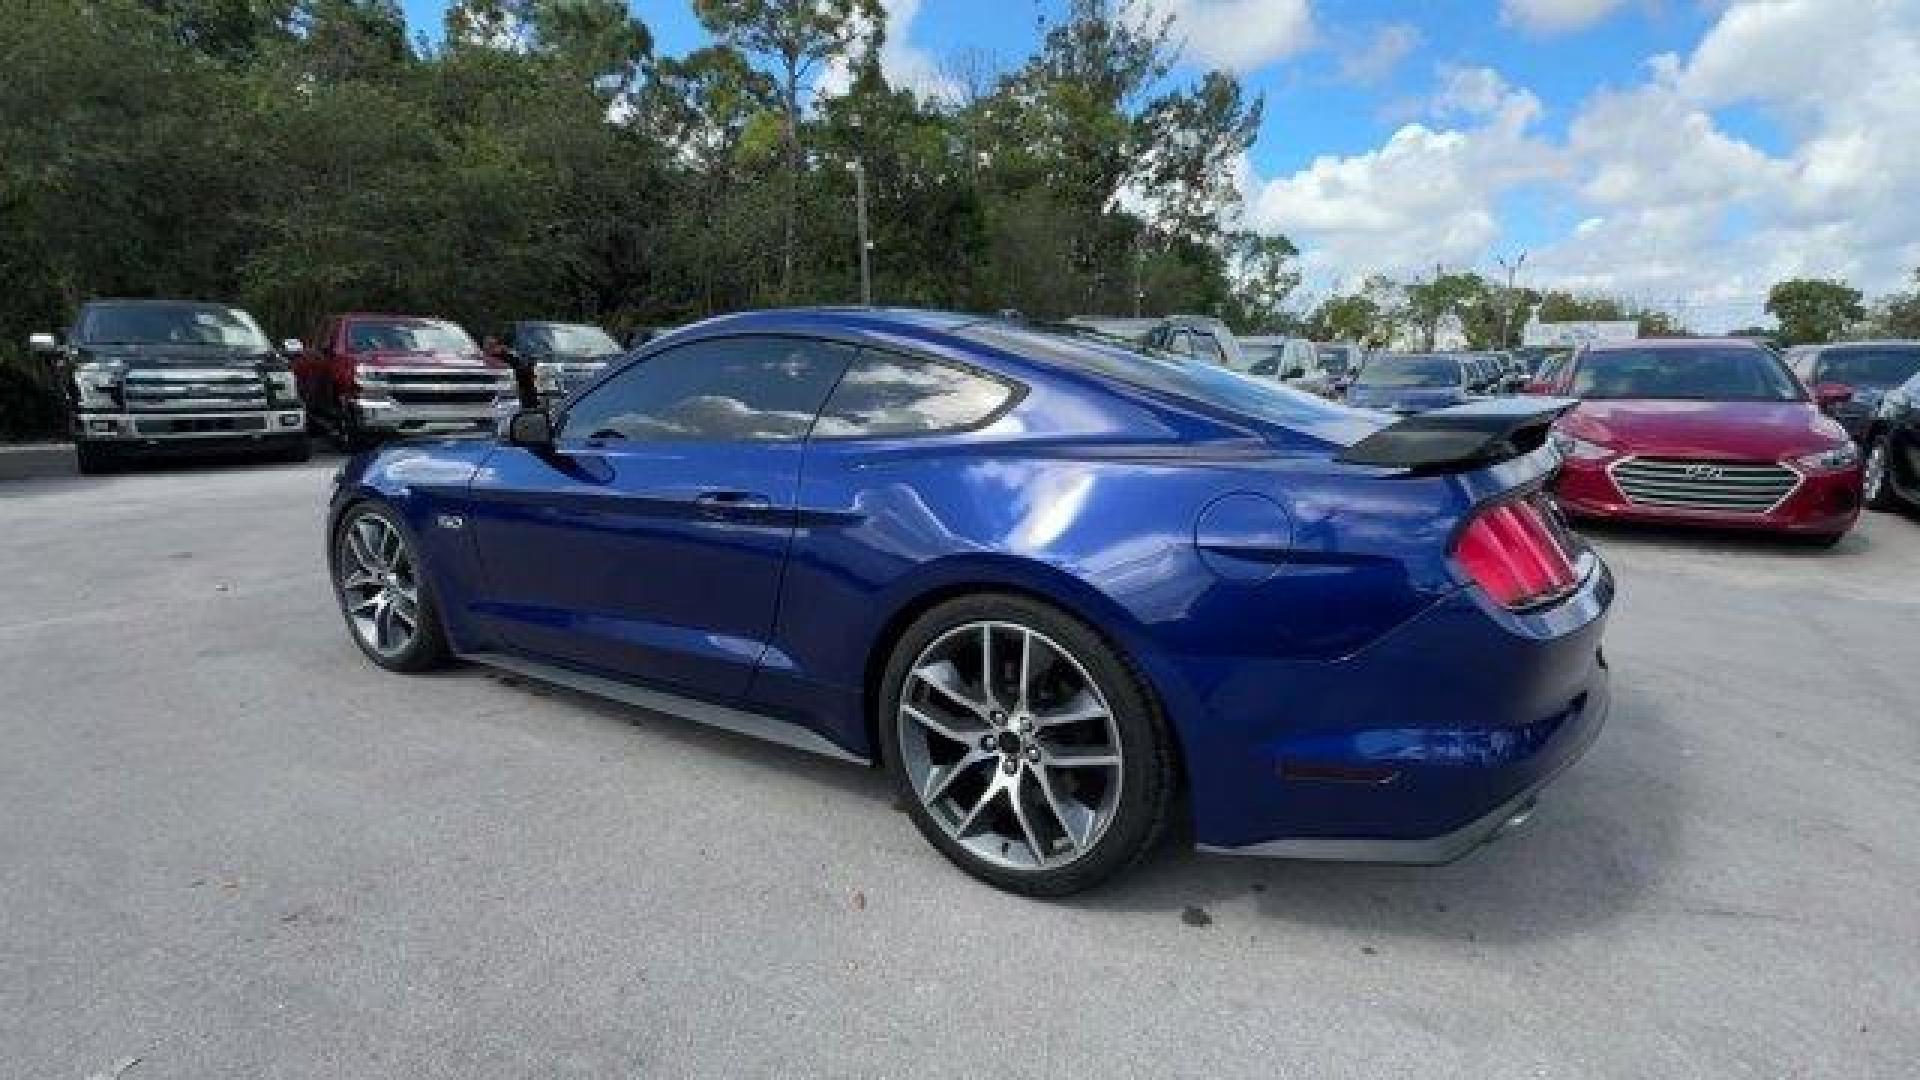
331;408;367;453
332;504;449;672
879;593;1178;896
1863;437;1903;512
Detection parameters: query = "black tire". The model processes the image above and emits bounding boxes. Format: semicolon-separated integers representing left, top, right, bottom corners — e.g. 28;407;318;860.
1863;436;1902;512
878;592;1179;896
331;408;365;453
74;442;117;475
331;503;450;672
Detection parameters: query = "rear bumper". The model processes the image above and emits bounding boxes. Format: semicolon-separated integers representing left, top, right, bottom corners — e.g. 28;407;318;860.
1555;457;1860;535
1186;554;1614;858
77;410;306;445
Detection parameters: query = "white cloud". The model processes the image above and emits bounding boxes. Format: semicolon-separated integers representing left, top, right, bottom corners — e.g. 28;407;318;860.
1153;0;1315;72
1239;0;1920;331
1240;67;1555;283
1337;22;1420;85
1499;0;1629;35
819;0;956;102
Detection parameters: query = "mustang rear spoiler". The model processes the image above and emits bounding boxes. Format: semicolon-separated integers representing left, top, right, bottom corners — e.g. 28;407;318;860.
1337;397;1576;473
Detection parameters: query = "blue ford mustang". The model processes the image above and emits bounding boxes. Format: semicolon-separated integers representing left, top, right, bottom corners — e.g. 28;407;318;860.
327;308;1612;895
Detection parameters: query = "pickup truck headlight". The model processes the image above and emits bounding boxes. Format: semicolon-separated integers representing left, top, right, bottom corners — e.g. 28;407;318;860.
72;363;123;410
1790;443;1860;473
266;370;300;406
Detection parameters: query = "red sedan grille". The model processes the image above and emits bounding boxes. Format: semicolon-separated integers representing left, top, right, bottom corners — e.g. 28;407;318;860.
1609;457;1798;514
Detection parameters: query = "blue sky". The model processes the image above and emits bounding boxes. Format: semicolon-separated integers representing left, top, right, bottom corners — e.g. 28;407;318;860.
400;1;1920;331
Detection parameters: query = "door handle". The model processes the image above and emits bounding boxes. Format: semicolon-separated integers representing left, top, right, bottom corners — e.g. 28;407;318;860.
693;490;771;514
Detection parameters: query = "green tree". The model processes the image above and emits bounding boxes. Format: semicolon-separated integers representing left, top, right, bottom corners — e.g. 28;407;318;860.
1765;278;1864;346
1869;269;1920;339
1405;271;1491;350
1221;232;1301;333
694;0;882;300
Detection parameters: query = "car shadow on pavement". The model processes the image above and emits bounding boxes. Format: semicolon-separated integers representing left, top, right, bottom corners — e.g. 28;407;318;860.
1575;519;1878;558
432;664;900;808
1075;677;1688;946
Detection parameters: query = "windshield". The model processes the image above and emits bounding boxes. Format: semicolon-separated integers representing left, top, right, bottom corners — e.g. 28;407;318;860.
1816;348;1920;389
347;318;476;354
79;303;269;351
1354;355;1460;388
1572;347;1802;401
524;323;621;356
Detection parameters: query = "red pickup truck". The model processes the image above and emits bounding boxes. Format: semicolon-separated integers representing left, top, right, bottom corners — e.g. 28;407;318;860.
293;313;515;450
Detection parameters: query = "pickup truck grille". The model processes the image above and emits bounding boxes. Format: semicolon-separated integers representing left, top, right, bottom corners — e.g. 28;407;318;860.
1610;457;1799;514
375;368;504;406
122;369;266;412
133;415;268;435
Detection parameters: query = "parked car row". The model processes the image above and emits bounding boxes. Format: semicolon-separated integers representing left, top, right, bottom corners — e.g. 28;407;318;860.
28;298;626;469
1112;314;1912;546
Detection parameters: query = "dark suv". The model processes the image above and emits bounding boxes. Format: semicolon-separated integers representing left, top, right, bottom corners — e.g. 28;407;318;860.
494;320;624;405
29;299;309;473
1783;341;1920;442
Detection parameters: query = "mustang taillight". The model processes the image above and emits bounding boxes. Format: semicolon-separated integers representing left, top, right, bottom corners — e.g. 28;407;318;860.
1454;496;1579;609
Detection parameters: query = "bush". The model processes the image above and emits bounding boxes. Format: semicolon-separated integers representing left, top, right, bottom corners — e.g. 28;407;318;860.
0;350;67;443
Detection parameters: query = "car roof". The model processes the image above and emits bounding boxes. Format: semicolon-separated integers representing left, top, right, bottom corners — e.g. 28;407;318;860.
1585;337;1761;352
1807;339;1920;352
83;298;237;309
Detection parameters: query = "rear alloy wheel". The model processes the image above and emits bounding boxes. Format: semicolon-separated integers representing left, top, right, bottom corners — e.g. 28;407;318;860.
1864;437;1901;512
332;505;448;672
881;594;1176;896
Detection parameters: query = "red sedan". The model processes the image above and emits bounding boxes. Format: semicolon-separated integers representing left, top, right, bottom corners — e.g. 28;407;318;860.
1536;339;1862;545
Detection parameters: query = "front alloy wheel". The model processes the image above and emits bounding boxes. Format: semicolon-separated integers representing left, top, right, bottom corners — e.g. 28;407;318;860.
882;594;1176;895
333;505;448;671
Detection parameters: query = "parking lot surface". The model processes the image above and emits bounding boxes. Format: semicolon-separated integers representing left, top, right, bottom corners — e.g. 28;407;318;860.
3;457;1916;1079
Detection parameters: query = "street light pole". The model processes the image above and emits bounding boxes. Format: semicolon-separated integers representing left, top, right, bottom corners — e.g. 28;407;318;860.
1497;251;1528;348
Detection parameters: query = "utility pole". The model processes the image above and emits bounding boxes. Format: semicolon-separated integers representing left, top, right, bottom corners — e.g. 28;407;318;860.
848;114;873;307
1497;251;1528;348
851;158;872;307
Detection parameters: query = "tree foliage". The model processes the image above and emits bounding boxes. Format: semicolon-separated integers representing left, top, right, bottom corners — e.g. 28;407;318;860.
0;0;1271;363
1766;278;1865;346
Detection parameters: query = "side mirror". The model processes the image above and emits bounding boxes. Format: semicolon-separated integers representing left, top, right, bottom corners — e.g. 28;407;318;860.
506;408;553;449
282;338;304;355
28;332;58;355
1813;382;1854;409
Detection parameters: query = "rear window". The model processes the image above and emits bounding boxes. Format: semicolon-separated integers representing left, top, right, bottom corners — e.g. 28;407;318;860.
957;322;1356;431
1354;355;1461;388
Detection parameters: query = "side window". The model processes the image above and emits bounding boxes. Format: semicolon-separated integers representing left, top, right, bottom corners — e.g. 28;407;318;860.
1190;333;1225;365
1167;330;1193;357
562;335;850;443
813;349;1016;439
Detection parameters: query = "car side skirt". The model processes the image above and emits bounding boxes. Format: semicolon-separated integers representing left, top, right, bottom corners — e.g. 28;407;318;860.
461;650;871;765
